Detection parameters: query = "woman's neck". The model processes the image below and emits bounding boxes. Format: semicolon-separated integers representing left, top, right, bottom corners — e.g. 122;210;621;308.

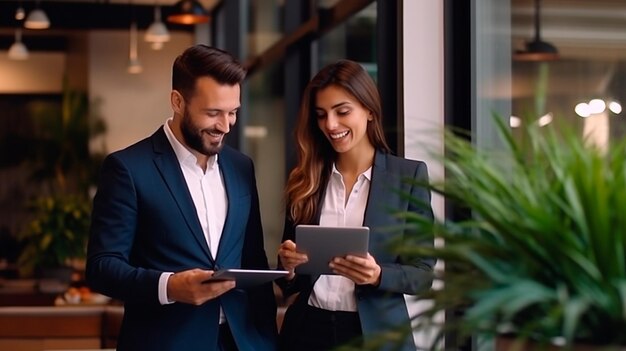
335;145;376;176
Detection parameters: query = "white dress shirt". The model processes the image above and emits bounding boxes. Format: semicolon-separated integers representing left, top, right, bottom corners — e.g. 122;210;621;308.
308;164;372;311
158;119;228;313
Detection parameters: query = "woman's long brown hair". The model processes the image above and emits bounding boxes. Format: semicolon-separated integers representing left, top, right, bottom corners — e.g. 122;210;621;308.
285;60;391;224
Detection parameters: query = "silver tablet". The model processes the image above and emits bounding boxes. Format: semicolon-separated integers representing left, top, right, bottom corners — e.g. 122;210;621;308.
203;269;289;288
295;225;370;275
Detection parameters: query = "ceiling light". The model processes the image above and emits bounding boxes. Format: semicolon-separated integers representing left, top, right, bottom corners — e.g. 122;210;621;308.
167;0;210;25
609;101;622;115
513;0;558;61
575;103;591;118
8;29;29;60
15;2;25;21
145;5;170;50
150;42;164;50
24;1;50;30
128;58;143;74
537;112;553;127
588;99;606;115
128;21;143;74
510;116;522;128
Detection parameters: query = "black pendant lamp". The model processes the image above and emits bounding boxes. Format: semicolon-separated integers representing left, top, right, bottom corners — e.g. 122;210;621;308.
514;0;559;61
167;0;210;25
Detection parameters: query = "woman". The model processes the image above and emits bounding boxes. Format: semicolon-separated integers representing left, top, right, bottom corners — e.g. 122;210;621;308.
276;59;435;351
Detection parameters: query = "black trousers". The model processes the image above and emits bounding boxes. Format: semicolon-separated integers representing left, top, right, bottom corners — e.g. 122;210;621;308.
280;304;362;351
218;323;238;351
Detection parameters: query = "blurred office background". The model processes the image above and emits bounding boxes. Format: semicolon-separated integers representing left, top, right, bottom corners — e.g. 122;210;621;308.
0;0;625;349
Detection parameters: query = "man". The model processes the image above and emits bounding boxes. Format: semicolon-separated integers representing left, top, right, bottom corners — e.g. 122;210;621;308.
86;45;277;351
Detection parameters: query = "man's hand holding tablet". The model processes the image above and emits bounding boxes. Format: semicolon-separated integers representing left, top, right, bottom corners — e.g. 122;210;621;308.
202;269;290;288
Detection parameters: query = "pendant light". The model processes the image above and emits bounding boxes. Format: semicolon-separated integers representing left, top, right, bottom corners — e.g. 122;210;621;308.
24;0;50;30
8;29;29;61
145;4;171;50
128;21;143;74
514;0;559;61
167;0;210;25
15;0;25;21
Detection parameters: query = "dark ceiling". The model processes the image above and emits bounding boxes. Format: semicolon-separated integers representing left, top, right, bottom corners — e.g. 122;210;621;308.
0;1;195;31
0;1;195;52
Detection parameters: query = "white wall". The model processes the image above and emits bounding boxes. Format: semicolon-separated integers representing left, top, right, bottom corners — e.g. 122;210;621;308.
402;1;445;350
0;52;65;93
403;3;445;200
88;30;193;153
0;30;193;167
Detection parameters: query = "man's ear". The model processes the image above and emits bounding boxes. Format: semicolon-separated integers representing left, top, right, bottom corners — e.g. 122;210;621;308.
171;90;184;114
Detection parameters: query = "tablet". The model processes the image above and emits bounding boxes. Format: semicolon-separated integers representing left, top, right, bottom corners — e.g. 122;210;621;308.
295;225;369;275
202;269;289;288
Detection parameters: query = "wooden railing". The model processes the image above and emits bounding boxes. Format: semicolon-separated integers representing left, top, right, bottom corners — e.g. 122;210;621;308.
0;305;123;351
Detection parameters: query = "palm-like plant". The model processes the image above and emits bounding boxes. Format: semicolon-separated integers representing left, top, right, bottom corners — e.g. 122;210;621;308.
28;81;106;193
17;194;92;277
397;118;626;348
0;79;107;277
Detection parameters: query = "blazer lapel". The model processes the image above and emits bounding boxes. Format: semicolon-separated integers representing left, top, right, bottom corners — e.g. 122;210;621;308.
363;150;388;228
214;151;239;263
151;128;213;262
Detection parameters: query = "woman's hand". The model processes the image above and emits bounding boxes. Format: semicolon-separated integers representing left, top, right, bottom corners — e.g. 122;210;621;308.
329;253;381;286
278;240;308;280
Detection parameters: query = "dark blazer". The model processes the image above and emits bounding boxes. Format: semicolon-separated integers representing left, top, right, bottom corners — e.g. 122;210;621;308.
278;150;434;351
86;127;277;351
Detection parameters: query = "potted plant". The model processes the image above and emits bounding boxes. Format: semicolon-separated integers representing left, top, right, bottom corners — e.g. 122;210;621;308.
0;79;106;280
17;194;92;280
395;117;626;350
25;80;106;194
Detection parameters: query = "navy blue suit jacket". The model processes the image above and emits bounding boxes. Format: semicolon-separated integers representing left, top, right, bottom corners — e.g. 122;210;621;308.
86;127;277;351
278;151;434;351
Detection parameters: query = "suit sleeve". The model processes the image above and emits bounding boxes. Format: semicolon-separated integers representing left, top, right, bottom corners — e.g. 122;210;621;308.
85;154;161;304
361;161;435;296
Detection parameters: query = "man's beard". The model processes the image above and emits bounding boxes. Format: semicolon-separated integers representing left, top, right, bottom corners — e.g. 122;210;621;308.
180;108;226;156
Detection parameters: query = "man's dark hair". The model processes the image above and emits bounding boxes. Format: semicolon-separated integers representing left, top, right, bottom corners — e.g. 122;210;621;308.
172;45;246;100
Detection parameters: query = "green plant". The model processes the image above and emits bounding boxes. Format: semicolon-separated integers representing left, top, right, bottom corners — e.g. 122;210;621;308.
27;81;106;193
396;117;626;348
0;78;106;276
17;194;92;276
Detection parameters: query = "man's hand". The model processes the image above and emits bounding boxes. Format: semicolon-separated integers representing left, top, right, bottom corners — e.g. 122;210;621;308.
167;268;235;305
278;240;308;280
329;253;381;286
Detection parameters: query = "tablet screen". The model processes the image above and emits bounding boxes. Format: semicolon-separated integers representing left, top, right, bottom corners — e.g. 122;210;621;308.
202;269;289;288
295;225;369;275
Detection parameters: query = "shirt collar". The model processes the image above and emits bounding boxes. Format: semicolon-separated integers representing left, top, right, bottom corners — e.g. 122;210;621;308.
163;118;218;170
331;163;372;181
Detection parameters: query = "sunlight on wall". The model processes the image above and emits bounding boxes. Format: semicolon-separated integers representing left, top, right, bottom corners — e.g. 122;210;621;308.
0;53;65;93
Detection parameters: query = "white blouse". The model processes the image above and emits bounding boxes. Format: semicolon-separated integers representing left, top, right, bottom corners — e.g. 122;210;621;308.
307;164;372;311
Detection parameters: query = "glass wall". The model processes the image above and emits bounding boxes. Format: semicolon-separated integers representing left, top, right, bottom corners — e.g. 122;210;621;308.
469;0;626;151
316;2;378;79
241;1;287;261
510;0;626;149
244;60;286;260
221;0;381;263
468;1;626;347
